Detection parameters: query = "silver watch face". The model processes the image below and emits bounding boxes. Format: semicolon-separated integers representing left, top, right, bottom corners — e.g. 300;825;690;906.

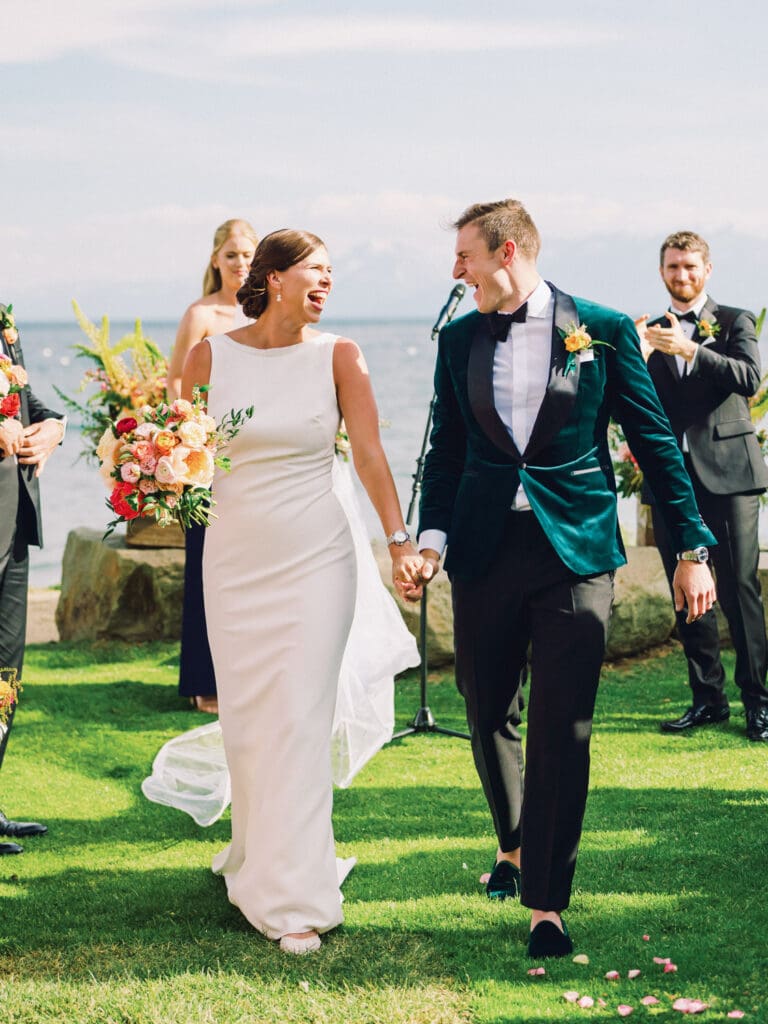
388;530;409;545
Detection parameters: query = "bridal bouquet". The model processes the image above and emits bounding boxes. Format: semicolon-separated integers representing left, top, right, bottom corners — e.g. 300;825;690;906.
54;301;168;461
0;352;27;422
97;386;253;537
0;668;21;728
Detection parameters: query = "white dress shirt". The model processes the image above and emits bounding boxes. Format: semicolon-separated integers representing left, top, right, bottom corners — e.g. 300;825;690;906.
419;279;553;556
670;292;708;453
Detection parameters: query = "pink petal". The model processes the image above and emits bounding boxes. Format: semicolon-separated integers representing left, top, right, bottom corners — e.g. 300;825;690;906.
598;999;607;1007
727;1012;745;1020
578;997;595;1008
627;969;641;979
673;998;691;1012
617;1006;634;1018
653;956;672;964
687;1001;709;1015
563;991;580;1003
664;963;678;973
605;970;621;980
640;996;661;1006
479;872;491;884
642;934;650;941
527;967;546;976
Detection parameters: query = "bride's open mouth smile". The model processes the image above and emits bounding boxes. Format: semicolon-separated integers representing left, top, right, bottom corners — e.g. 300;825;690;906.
307;290;328;312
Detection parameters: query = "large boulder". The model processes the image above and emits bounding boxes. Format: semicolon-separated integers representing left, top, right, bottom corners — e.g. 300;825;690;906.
55;528;185;642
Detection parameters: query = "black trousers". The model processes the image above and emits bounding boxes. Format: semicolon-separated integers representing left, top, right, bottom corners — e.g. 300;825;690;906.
0;523;30;771
451;511;614;911
651;461;768;710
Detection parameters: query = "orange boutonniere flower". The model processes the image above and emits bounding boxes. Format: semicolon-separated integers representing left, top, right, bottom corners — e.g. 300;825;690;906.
697;317;721;340
558;320;615;376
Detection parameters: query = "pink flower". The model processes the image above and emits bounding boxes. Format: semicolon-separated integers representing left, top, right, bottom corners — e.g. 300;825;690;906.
627;970;641;980
563;991;580;1003
164;493;179;509
605;970;620;980
139;456;157;475
479;872;491;884
120;462;141;484
138;478;158;495
578;996;594;1008
617;1006;634;1017
154;455;179;485
640;996;660;1006
663;963;678;974
131;440;154;462
642;935;650;941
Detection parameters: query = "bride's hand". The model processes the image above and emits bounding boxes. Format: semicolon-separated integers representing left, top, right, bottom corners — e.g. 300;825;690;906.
391;545;426;601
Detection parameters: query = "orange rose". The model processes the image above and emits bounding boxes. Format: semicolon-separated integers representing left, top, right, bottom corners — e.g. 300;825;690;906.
154;429;178;454
564;329;592;353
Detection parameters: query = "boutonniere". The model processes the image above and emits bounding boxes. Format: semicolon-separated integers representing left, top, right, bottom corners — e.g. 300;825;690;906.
0;303;18;346
0;667;22;728
697;317;721;340
558;320;615;377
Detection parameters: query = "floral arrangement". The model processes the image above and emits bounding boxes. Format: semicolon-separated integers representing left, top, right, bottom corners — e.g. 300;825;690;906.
0;668;21;728
335;423;351;460
54;300;168;461
608;422;644;498
697;317;721;340
0;303;18;344
0;352;28;422
559;320;614;377
97;386;253;537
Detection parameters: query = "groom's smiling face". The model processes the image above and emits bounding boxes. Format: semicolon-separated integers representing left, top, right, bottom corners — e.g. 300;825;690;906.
453;224;514;314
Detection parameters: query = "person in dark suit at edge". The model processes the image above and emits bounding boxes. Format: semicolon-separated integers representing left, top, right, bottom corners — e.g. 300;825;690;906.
0;301;65;854
411;200;716;957
637;231;768;741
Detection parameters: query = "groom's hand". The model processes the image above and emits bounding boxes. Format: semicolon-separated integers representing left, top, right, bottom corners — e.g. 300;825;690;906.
399;548;440;603
673;560;716;623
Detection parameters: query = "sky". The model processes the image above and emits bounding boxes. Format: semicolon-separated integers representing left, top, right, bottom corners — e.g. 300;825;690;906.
1;0;766;323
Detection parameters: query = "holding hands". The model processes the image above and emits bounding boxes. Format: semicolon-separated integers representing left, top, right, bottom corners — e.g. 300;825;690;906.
18;419;64;476
0;417;24;457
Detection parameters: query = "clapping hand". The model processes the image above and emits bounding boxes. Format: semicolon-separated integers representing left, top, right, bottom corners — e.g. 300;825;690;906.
645;311;697;362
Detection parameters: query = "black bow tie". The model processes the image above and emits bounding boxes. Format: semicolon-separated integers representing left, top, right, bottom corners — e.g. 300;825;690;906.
671;310;698;325
490;303;528;342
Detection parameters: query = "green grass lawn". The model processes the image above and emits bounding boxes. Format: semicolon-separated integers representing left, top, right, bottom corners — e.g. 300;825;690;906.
1;640;766;1023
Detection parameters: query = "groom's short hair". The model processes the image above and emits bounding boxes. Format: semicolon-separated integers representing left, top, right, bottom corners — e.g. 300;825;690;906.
660;231;710;265
453;199;541;259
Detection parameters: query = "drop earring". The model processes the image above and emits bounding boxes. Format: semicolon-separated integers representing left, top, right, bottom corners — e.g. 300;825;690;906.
276;293;282;303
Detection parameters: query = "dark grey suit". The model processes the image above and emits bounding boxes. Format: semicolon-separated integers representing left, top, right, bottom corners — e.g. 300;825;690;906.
645;297;768;710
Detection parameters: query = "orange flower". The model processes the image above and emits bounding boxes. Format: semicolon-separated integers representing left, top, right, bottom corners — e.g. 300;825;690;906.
154;429;178;454
563;328;592;353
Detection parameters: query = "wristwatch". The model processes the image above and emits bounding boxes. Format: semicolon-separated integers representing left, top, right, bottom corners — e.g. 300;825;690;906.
386;529;411;546
677;547;709;563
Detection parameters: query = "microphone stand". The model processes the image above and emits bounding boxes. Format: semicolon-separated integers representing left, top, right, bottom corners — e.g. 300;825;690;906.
391;285;471;742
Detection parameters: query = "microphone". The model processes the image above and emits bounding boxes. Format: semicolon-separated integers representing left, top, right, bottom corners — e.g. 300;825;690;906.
431;283;466;340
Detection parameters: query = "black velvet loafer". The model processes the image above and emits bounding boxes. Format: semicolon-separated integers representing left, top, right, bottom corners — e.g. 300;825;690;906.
0;841;24;855
746;707;768;742
0;810;48;838
527;920;573;958
485;860;521;900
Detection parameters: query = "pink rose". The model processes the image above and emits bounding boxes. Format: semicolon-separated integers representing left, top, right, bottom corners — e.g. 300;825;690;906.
120;462;141;484
154;456;178;485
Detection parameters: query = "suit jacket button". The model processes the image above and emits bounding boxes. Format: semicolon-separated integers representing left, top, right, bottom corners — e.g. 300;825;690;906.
519;462;526;470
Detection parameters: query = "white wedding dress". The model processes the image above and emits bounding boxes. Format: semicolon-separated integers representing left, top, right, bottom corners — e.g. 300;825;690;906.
142;329;418;939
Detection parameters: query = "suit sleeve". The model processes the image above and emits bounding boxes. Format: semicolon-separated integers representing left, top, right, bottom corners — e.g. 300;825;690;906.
418;332;467;536
607;314;716;551
25;386;64;424
687;310;761;397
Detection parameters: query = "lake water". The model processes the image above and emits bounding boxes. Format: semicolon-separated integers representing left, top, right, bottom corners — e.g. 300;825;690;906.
16;317;768;586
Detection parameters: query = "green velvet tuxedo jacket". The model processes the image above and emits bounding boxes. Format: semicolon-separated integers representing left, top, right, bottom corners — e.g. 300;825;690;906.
419;284;716;580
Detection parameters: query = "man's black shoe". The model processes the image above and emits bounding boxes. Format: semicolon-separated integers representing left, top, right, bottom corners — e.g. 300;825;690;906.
527;920;573;958
0;810;48;838
0;841;23;855
660;703;730;733
746;707;768;742
485;860;521;900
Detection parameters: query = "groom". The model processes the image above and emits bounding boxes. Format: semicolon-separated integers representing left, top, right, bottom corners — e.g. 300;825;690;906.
415;200;716;957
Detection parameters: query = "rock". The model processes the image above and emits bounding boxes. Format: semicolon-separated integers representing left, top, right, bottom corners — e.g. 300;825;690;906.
606;546;676;659
26;588;60;644
55;528;185;642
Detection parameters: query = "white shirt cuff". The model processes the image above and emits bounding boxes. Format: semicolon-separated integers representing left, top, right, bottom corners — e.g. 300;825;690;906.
418;529;447;557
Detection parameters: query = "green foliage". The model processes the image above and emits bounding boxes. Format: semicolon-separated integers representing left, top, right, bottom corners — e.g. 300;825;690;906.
1;642;765;1022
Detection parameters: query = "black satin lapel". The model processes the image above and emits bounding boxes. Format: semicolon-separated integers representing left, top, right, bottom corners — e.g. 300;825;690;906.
663;352;681;380
523;285;580;459
467;317;521;458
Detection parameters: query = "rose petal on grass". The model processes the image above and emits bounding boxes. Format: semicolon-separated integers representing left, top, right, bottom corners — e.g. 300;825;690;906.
653;956;672;964
673;998;691;1012
663;963;678;973
572;953;590;965
627;970;641;979
462;862;468;870
642;934;650;941
527;967;546;976
298;981;310;993
605;970;621;980
617;1006;634;1017
563;991;580;1003
640;996;660;1006
479;872;491;884
578;996;595;1008
727;1012;745;1019
687;1001;709;1014
598;999;607;1008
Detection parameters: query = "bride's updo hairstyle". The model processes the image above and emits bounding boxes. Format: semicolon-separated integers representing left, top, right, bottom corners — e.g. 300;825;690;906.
237;229;325;319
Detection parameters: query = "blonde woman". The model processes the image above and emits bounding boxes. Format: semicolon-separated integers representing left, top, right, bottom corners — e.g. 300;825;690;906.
169;220;258;713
